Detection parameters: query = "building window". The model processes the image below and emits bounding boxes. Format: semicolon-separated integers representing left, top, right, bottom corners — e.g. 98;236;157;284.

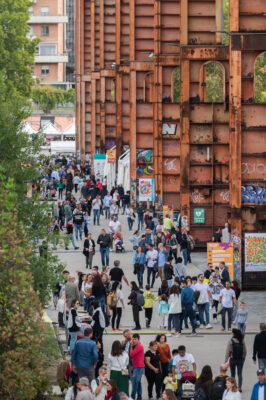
200;61;225;103
41;66;50;76
41;26;49;37
254;52;266;103
29;6;34;16
39;45;56;56
41;7;49;16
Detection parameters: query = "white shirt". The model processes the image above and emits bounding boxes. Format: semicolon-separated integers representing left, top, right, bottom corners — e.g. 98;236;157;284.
73;176;80;184
168;293;182;314
173;353;195;380
220;288;236;308
126;207;134;218
103;195;113;207
258;385;264;400
91;378;107;400
92;199;102;210
107;351;129;371
146;249;158;268
194;282;210;303
222;390;241;400
116;288;124;308
110;204;119;215
109;220;121;233
209;282;223;301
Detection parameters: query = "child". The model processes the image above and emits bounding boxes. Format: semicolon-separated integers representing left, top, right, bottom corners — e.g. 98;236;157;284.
158;294;169;329
143;284;158;328
233;301;248;336
164;371;177;391
168;349;179;371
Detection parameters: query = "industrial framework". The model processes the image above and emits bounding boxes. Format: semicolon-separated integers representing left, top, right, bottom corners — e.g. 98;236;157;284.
75;0;266;285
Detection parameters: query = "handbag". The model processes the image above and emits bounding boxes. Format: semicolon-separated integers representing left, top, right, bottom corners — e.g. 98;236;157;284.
117;357;129;376
197;292;206;305
83;249;89;256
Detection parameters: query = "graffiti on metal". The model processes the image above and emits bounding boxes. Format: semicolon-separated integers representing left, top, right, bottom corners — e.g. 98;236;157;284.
241;162;266;175
220;190;230;202
137;149;154;177
190;191;204;203
163;158;178;171
162;123;177;136
241;185;266;204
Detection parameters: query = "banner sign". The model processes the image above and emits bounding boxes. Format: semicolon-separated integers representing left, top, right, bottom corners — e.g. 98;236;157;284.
93;154;106;180
107;149;116;164
207;242;234;280
194;208;205;223
138;178;155;202
163;205;174;219
245;233;266;272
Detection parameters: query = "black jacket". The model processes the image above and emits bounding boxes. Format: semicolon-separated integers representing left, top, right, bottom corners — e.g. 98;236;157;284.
253;330;266;361
97;234;111;248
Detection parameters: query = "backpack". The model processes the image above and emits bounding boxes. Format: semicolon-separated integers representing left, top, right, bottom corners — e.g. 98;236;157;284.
137;292;145;307
231;339;243;359
107;292;117;308
211;376;227;400
194;387;207;400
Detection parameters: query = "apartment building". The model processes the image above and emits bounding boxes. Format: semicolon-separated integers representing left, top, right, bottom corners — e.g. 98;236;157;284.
29;0;69;88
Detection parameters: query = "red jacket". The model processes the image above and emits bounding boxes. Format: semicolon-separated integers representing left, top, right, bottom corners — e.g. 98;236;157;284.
130;343;145;368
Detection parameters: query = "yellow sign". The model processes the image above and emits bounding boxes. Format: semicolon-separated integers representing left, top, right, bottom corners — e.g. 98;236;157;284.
163;205;174;219
107;149;116;164
207;242;234;280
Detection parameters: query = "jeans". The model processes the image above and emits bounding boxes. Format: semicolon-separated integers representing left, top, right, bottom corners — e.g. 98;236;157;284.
167;279;172;288
74;224;83;240
198;302;210;325
230;358;243;389
100;247;109;266
105;207;110;219
69;331;78;354
183;303;196;333
238;322;246;336
128;217;134;230
93;209;100;224
137;216;143;230
65;215;72;225
65;233;76;249
222;307;233;329
168;313;181;333
111;307;122;329
258;359;266;370
96;296;106;312
131;367;144;400
147;267;156;288
136;265;145;287
52;234;59;249
182;248;188;266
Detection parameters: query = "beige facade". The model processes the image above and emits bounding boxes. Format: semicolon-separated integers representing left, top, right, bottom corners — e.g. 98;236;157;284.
29;0;69;87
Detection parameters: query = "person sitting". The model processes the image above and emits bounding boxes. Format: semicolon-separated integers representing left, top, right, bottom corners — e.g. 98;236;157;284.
91;366;108;400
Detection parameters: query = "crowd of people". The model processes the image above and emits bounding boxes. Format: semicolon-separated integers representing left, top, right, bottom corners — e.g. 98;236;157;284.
41;155;266;400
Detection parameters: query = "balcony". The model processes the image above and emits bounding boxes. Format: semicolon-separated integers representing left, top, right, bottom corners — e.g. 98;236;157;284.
35;55;69;63
29;15;68;24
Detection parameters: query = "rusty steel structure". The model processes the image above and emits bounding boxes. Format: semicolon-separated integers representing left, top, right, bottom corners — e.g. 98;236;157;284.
75;0;266;285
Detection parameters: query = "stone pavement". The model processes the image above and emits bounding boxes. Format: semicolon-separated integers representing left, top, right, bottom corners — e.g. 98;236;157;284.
46;211;266;398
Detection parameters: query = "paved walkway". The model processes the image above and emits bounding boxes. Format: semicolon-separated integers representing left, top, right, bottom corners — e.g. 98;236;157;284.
46;211;266;398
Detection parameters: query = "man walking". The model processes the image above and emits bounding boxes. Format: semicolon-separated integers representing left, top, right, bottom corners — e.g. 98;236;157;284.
71;327;98;382
194;273;213;329
136;202;145;231
130;334;145;400
253;323;266;369
97;229;111;267
250;369;266;400
219;281;236;331
219;261;230;287
181;279;196;335
146;244;158;289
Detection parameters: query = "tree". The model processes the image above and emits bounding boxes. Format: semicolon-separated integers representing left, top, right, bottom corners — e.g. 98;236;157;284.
173;67;180;102
254;52;266;103
206;62;224;103
0;178;57;399
32;86;76;113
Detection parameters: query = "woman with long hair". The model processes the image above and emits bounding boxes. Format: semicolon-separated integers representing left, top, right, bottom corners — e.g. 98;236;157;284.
166;285;182;337
107;341;129;394
158;280;169;298
224;329;246;392
105;380;120;400
133;246;146;288
162;389;177;400
110;281;125;331
65;376;80;400
92;273;106;311
128;281;142;330
222;378;241;400
145;340;162;400
195;365;213;399
180;233;188;266
156;334;171;390
83;232;95;269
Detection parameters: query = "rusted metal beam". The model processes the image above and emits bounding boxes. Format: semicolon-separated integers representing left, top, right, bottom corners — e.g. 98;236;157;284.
116;73;123;158
100;0;104;69
91;79;97;159
130;70;137;181
215;0;223;44
231;34;266;51
181;46;229;60
115;0;121;66
100;77;105;153
91;0;95;70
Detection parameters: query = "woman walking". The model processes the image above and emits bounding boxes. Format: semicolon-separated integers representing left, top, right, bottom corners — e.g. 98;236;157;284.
222;378;241;400
156;334;171;390
108;341;129;394
180;233;188;266
166;285;182;337
110;281;125;331
224;328;246;392
195;365;213;399
83;233;95;269
166;233;178;263
133;246;146;288
145;340;163;400
92;274;107;312
128;281;142;330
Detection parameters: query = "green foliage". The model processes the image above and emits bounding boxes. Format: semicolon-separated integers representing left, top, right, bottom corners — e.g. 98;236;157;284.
173;67;180;102
254;52;266;103
32;86;76;113
223;0;229;45
206;62;224;103
0;179;58;399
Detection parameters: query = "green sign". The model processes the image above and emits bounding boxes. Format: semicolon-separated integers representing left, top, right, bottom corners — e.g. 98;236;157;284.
194;208;205;223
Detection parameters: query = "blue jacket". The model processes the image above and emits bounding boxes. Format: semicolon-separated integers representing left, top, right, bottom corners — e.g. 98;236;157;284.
181;286;194;305
134;251;146;265
71;337;98;370
250;381;266;400
158;300;170;314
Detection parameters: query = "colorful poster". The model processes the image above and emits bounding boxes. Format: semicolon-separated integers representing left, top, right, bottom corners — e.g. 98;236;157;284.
207;242;234;280
107;149;116;164
138;178;155;202
163;205;174;219
137;149;154;177
93;154;106;180
245;233;266;272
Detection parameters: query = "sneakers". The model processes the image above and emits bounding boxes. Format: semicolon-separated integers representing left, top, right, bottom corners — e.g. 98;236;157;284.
116;328;122;331
65;247;69;250
174;333;180;337
213;318;218;324
74;247;79;250
199;324;204;329
221;327;225;331
206;324;213;329
166;333;172;337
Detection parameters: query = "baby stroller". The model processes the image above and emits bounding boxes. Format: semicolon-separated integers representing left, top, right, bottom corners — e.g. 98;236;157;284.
180;371;196;399
114;232;125;253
